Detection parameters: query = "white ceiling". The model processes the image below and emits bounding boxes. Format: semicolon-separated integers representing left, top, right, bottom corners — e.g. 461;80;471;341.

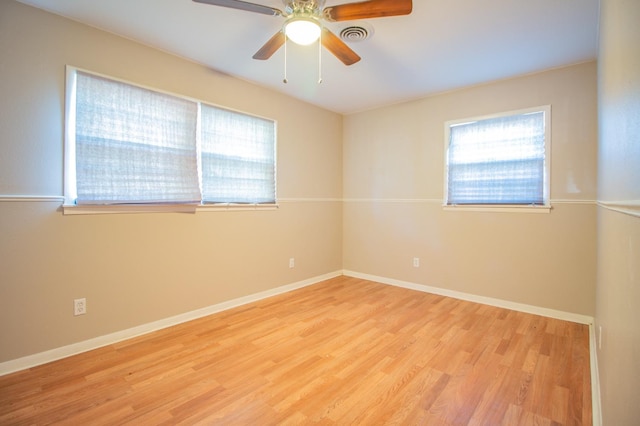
16;0;600;114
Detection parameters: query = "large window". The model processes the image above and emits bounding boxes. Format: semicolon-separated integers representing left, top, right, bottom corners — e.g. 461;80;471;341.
444;106;550;209
64;68;276;210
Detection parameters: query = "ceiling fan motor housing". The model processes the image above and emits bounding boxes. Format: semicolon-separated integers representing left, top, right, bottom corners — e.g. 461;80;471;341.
284;0;325;17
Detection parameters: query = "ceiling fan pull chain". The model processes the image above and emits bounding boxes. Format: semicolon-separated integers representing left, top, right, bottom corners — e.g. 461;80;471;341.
318;30;323;84
283;35;288;84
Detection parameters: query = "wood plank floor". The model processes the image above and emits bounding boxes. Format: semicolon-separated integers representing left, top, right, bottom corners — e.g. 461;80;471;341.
0;276;592;425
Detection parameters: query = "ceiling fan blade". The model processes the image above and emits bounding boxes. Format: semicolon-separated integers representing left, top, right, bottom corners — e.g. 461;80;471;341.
192;0;282;16
324;0;412;22
321;28;361;66
253;31;286;60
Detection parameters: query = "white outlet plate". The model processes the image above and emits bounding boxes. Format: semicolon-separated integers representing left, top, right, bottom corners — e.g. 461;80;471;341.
74;298;86;316
413;257;420;268
598;325;602;350
289;258;295;268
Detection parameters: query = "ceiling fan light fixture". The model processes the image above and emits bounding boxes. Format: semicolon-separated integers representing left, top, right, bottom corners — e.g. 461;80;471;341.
284;17;321;45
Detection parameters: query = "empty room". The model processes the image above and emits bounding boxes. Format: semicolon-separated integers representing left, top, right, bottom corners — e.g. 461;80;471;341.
0;0;638;424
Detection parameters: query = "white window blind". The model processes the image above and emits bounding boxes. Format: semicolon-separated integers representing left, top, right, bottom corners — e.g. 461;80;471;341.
446;109;548;205
66;69;276;207
74;71;201;204
200;105;276;203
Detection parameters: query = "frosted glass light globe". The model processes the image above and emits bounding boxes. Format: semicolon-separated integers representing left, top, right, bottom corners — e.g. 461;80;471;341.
285;18;321;45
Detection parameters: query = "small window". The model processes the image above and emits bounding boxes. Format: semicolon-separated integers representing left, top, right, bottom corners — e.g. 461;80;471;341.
64;68;276;208
444;106;550;208
200;105;276;204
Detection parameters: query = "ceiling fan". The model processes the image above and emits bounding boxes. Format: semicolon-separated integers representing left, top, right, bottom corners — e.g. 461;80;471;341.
192;0;413;66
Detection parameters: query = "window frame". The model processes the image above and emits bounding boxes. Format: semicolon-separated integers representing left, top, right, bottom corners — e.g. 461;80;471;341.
63;66;278;215
443;105;551;213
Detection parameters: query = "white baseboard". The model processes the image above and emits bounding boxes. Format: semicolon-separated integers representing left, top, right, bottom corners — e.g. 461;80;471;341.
343;270;594;325
589;323;603;426
0;271;342;377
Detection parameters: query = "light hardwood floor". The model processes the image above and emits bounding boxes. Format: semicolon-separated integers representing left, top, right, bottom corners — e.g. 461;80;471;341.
0;276;592;425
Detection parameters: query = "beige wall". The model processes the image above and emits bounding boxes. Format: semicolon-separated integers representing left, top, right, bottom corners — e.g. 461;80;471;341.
0;1;343;363
5;1;638;421
0;0;602;374
343;62;598;316
596;0;640;423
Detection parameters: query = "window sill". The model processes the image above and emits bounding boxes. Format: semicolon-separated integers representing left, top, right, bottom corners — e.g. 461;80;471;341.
442;204;551;213
197;203;278;212
63;203;278;215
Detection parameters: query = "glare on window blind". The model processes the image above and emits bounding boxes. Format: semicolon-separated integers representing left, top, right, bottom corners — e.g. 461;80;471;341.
200;105;276;203
447;112;546;205
74;72;201;204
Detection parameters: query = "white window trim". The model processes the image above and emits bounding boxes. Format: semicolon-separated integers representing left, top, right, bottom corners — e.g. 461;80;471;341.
62;203;279;215
442;204;551;213
63;66;278;215
442;105;551;213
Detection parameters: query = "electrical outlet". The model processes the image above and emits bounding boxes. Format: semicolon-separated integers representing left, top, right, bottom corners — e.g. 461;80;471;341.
413;257;420;268
74;298;86;316
289;258;295;268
